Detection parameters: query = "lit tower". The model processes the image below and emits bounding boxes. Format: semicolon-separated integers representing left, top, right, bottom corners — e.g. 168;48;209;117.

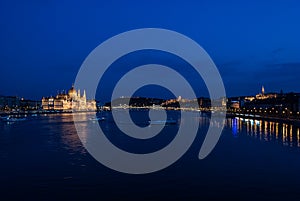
262;86;265;96
83;90;87;102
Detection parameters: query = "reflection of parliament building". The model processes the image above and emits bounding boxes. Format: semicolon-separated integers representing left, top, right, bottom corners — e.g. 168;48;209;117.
42;85;96;111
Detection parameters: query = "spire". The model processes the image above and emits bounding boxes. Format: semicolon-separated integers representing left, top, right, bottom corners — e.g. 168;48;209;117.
262;85;265;96
78;89;81;98
83;90;87;103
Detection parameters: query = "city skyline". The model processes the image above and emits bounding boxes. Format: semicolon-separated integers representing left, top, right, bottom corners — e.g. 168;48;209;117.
0;83;297;102
1;1;300;101
1;2;300;199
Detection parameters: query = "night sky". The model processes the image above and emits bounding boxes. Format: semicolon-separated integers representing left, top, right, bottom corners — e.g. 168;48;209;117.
0;0;300;102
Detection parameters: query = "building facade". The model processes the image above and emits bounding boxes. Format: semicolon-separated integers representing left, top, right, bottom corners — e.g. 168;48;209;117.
0;96;40;111
255;86;277;100
42;85;96;111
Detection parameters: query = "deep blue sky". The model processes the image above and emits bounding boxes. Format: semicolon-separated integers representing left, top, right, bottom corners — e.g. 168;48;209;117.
0;0;300;101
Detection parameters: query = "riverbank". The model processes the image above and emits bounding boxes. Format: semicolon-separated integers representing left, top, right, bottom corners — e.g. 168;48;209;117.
0;110;97;116
2;109;300;126
226;112;300;126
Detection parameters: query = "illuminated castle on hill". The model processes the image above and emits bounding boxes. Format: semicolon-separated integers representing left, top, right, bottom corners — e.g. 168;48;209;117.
255;85;277;100
42;84;96;111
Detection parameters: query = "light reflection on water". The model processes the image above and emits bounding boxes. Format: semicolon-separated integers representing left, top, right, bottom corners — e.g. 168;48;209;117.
1;112;300;153
1;111;300;199
2;112;300;154
40;112;89;156
67;111;300;155
226;117;300;148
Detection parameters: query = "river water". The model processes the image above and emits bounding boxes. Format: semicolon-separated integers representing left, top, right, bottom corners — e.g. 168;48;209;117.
0;110;300;200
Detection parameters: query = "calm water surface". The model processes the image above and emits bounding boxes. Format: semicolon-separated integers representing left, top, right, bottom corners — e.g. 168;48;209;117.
1;111;300;200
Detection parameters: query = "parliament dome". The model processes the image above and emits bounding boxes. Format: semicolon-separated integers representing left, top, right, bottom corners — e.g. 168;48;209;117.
68;85;77;97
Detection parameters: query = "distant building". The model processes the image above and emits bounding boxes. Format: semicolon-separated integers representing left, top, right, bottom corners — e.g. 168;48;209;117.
20;99;41;110
244;96;255;102
0;95;40;111
256;86;277;100
0;95;20;110
42;85;96;111
230;101;240;109
227;86;279;111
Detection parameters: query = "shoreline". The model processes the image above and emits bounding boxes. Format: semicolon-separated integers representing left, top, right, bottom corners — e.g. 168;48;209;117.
0;110;97;116
226;112;300;125
1;109;300;126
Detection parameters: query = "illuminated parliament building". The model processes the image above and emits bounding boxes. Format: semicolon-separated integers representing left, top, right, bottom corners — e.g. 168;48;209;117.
42;85;97;111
